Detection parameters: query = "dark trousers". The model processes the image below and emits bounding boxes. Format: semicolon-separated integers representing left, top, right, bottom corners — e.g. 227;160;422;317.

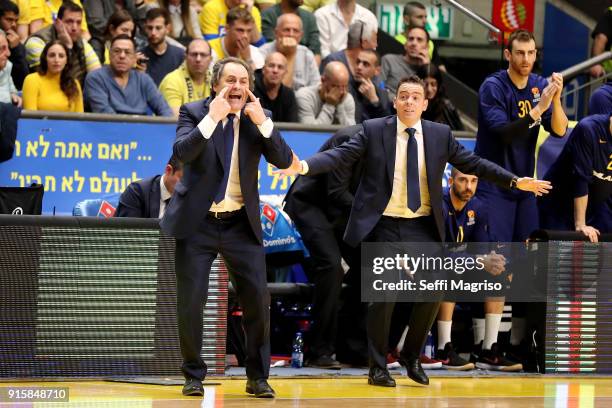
298;224;346;358
366;215;441;371
175;211;270;381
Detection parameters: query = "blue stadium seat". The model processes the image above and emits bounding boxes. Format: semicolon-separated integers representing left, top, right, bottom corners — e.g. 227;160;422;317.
72;199;118;217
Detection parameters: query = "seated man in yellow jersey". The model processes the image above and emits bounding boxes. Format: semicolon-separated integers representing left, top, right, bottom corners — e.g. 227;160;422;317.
25;1;100;85
160;38;213;116
208;7;265;71
200;0;264;46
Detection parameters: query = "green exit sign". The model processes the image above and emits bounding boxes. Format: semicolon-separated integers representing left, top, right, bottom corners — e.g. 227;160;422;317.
377;3;453;40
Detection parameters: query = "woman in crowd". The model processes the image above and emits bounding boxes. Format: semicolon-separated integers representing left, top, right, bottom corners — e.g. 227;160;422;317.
22;40;83;112
103;9;136;64
421;64;464;131
158;0;202;46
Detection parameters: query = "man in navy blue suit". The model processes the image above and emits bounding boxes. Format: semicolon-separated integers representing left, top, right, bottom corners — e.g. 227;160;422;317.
279;75;551;387
160;57;293;398
115;154;183;219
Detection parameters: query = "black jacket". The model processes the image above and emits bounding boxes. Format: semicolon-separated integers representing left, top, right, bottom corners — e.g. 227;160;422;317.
0;102;20;163
115;174;162;218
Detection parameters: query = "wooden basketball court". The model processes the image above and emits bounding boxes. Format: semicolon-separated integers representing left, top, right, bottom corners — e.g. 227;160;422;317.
2;376;611;407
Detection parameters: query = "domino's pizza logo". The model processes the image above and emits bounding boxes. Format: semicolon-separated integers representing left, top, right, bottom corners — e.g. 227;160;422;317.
261;203;277;237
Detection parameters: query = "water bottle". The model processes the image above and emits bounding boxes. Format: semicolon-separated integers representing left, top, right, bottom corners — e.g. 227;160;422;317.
291;331;304;368
424;331;434;359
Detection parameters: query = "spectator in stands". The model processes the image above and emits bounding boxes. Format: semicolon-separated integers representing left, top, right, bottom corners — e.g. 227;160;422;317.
381;25;431;95
116;154;183;218
296;60;354;125
209;7;265;70
301;0;332;13
421;64;463;130
84;34;173;116
142;8;185;86
589;6;611;78
160;38;212;116
7;0;28;42
589;82;612;114
260;13;319;90
22;40;83;112
82;0;155;61
0;29;20;106
157;0;201;46
314;0;377;58
26;1;100;85
261;0;321;63
200;0;264;46
253;51;298;122
0;0;27;89
320;20;377;80
351;49;390;123
394;1;445;71
29;0;91;41
101;9;135;64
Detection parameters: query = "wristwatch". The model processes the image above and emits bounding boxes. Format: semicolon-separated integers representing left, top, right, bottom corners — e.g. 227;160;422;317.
510;177;519;189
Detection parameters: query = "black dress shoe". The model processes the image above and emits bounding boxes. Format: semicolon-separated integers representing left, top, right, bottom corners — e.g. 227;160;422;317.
367;367;396;387
182;378;204;396
246;379;275;398
402;357;429;385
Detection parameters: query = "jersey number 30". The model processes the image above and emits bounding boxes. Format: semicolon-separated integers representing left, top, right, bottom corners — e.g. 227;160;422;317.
518;100;532;118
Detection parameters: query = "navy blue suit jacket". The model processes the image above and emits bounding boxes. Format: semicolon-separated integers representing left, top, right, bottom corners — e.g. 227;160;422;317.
305;116;516;246
115;174;161;218
160;97;293;242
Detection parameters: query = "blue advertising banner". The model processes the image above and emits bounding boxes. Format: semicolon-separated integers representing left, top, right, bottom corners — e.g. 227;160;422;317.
0;118;476;215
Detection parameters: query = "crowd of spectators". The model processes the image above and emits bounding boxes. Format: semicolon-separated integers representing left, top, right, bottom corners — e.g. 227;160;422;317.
0;0;476;128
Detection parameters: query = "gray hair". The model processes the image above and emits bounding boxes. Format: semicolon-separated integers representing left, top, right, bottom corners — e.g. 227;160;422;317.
210;57;254;93
347;21;375;50
275;13;302;31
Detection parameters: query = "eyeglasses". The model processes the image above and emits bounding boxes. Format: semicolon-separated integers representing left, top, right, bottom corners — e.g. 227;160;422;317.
187;52;211;58
110;48;135;56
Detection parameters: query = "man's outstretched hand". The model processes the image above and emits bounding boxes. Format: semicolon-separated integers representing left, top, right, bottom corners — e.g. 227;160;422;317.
274;151;303;177
516;177;552;196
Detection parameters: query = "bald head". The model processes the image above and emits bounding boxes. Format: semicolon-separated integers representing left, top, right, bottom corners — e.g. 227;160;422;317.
266;51;287;65
185;38;212;78
275;13;303;49
187;38;210;54
263;51;288;87
276;13;302;30
323;61;349;83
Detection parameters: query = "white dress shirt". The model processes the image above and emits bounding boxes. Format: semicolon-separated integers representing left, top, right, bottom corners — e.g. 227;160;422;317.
314;2;378;58
197;112;273;212
158;174;172;218
383;119;431;218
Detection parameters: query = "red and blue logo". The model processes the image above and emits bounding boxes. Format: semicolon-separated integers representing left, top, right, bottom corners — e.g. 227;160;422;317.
261;203;277;237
